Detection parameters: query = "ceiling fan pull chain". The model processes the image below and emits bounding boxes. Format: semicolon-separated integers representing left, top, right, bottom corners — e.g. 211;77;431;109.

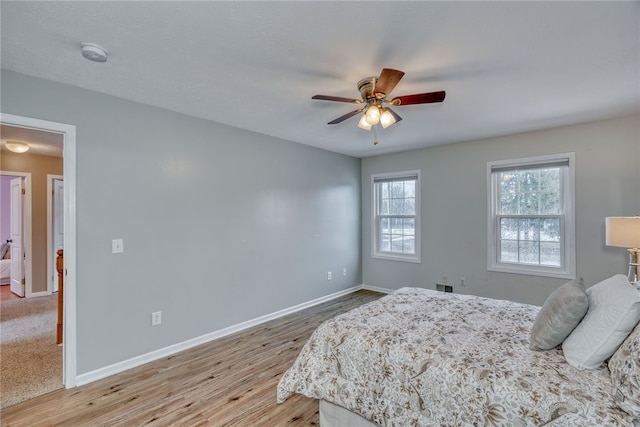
373;124;379;145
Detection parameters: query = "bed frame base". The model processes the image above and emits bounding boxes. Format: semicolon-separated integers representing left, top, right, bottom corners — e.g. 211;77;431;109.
319;400;376;427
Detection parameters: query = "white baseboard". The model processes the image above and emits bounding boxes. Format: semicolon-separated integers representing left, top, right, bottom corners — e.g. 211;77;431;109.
361;283;394;294
75;285;364;386
28;290;49;298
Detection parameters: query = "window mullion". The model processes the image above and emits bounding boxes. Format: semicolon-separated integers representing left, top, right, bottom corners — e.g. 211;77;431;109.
516;216;521;263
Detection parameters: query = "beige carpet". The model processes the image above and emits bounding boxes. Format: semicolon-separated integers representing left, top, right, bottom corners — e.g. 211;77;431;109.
0;294;63;408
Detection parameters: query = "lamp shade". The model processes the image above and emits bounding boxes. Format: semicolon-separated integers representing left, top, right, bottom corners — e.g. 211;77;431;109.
357;114;372;130
379;109;397;128
606;217;640;248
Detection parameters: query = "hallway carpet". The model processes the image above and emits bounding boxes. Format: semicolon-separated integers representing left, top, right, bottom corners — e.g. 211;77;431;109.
0;294;62;408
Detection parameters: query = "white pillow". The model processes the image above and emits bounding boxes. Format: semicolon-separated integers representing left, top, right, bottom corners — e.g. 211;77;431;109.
562;274;640;370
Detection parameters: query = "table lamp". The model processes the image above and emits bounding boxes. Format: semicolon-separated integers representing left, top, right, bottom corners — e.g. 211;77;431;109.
606;216;640;285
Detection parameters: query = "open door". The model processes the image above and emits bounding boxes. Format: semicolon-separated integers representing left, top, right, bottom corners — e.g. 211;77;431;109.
51;178;64;292
10;177;24;297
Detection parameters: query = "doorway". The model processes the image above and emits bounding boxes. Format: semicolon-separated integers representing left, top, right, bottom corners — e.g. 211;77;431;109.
0;113;77;389
0;173;31;298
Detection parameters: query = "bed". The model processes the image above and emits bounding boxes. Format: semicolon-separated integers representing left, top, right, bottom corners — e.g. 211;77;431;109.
277;281;640;426
0;242;10;285
0;258;10;285
1;242;13;286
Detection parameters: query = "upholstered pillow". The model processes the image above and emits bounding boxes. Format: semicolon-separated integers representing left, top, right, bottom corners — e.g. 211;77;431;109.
0;242;9;259
609;322;640;418
562;274;640;369
529;279;588;351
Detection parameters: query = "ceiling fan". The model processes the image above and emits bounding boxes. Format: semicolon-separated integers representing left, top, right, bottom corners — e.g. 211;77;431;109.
312;68;446;136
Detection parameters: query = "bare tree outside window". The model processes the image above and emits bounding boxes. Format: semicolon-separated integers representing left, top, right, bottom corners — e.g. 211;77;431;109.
488;153;575;279
372;171;421;263
498;168;561;266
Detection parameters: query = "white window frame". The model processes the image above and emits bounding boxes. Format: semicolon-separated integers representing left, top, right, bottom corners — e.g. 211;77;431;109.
487;153;576;279
371;170;421;263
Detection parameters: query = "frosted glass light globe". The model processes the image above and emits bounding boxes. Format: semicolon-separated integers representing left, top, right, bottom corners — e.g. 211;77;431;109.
365;105;380;125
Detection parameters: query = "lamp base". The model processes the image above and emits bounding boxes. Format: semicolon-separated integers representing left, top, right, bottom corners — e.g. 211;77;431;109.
627;248;639;286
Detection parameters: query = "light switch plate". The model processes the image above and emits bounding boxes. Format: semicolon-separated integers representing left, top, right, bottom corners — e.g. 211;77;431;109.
112;238;124;254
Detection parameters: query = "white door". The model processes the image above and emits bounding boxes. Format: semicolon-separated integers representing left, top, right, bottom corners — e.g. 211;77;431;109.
52;179;64;292
10;177;24;297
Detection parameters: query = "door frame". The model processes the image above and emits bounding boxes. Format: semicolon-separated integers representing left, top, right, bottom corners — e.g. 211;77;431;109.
0;172;32;297
47;174;64;294
1;113;77;388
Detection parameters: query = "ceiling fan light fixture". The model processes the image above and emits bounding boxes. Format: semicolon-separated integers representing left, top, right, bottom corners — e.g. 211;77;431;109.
358;114;372;130
364;105;380;125
311;68;445;138
5;140;30;153
380;109;397;129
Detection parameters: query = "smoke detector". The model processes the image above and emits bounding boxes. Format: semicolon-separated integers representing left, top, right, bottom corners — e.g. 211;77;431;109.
80;43;108;63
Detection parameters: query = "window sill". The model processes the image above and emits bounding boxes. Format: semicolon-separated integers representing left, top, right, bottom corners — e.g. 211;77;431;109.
372;253;421;264
488;263;575;280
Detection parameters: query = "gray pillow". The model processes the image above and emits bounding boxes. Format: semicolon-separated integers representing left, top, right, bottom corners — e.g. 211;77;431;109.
0;242;9;259
529;279;588;351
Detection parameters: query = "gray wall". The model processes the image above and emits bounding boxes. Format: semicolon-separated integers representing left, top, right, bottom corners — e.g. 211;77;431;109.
362;114;640;306
1;70;362;374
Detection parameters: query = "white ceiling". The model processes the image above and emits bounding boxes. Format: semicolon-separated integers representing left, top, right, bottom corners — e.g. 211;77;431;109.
1;1;638;158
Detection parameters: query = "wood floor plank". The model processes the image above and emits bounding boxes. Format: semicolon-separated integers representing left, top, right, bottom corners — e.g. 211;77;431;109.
0;285;22;301
0;290;382;426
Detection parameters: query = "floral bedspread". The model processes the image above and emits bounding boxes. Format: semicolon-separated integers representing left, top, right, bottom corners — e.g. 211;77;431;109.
277;287;636;426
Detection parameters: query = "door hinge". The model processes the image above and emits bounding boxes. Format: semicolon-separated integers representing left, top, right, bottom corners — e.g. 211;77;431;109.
21;189;26;195
21;278;26;285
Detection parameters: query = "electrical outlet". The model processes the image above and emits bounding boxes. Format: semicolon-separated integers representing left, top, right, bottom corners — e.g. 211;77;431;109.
327;271;332;281
442;275;448;284
343;268;347;276
151;311;162;326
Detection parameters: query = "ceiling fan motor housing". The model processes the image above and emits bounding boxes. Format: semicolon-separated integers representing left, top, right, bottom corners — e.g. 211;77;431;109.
357;77;378;100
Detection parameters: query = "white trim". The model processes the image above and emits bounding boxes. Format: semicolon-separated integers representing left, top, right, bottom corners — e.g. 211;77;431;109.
486;152;576;280
370;170;421;263
360;284;394;294
0;113;77;388
29;291;49;298
0;171;32;298
47;174;64;295
76;285;370;386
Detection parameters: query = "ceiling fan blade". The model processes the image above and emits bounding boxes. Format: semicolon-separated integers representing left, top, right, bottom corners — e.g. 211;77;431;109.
327;108;364;124
391;91;446;106
312;94;363;103
373;68;405;97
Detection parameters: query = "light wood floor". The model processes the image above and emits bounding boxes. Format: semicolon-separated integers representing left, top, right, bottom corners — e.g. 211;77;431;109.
0;285;23;301
0;289;383;426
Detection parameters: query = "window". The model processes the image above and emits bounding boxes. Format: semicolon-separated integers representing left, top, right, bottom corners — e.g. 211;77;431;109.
372;170;420;263
487;153;575;279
